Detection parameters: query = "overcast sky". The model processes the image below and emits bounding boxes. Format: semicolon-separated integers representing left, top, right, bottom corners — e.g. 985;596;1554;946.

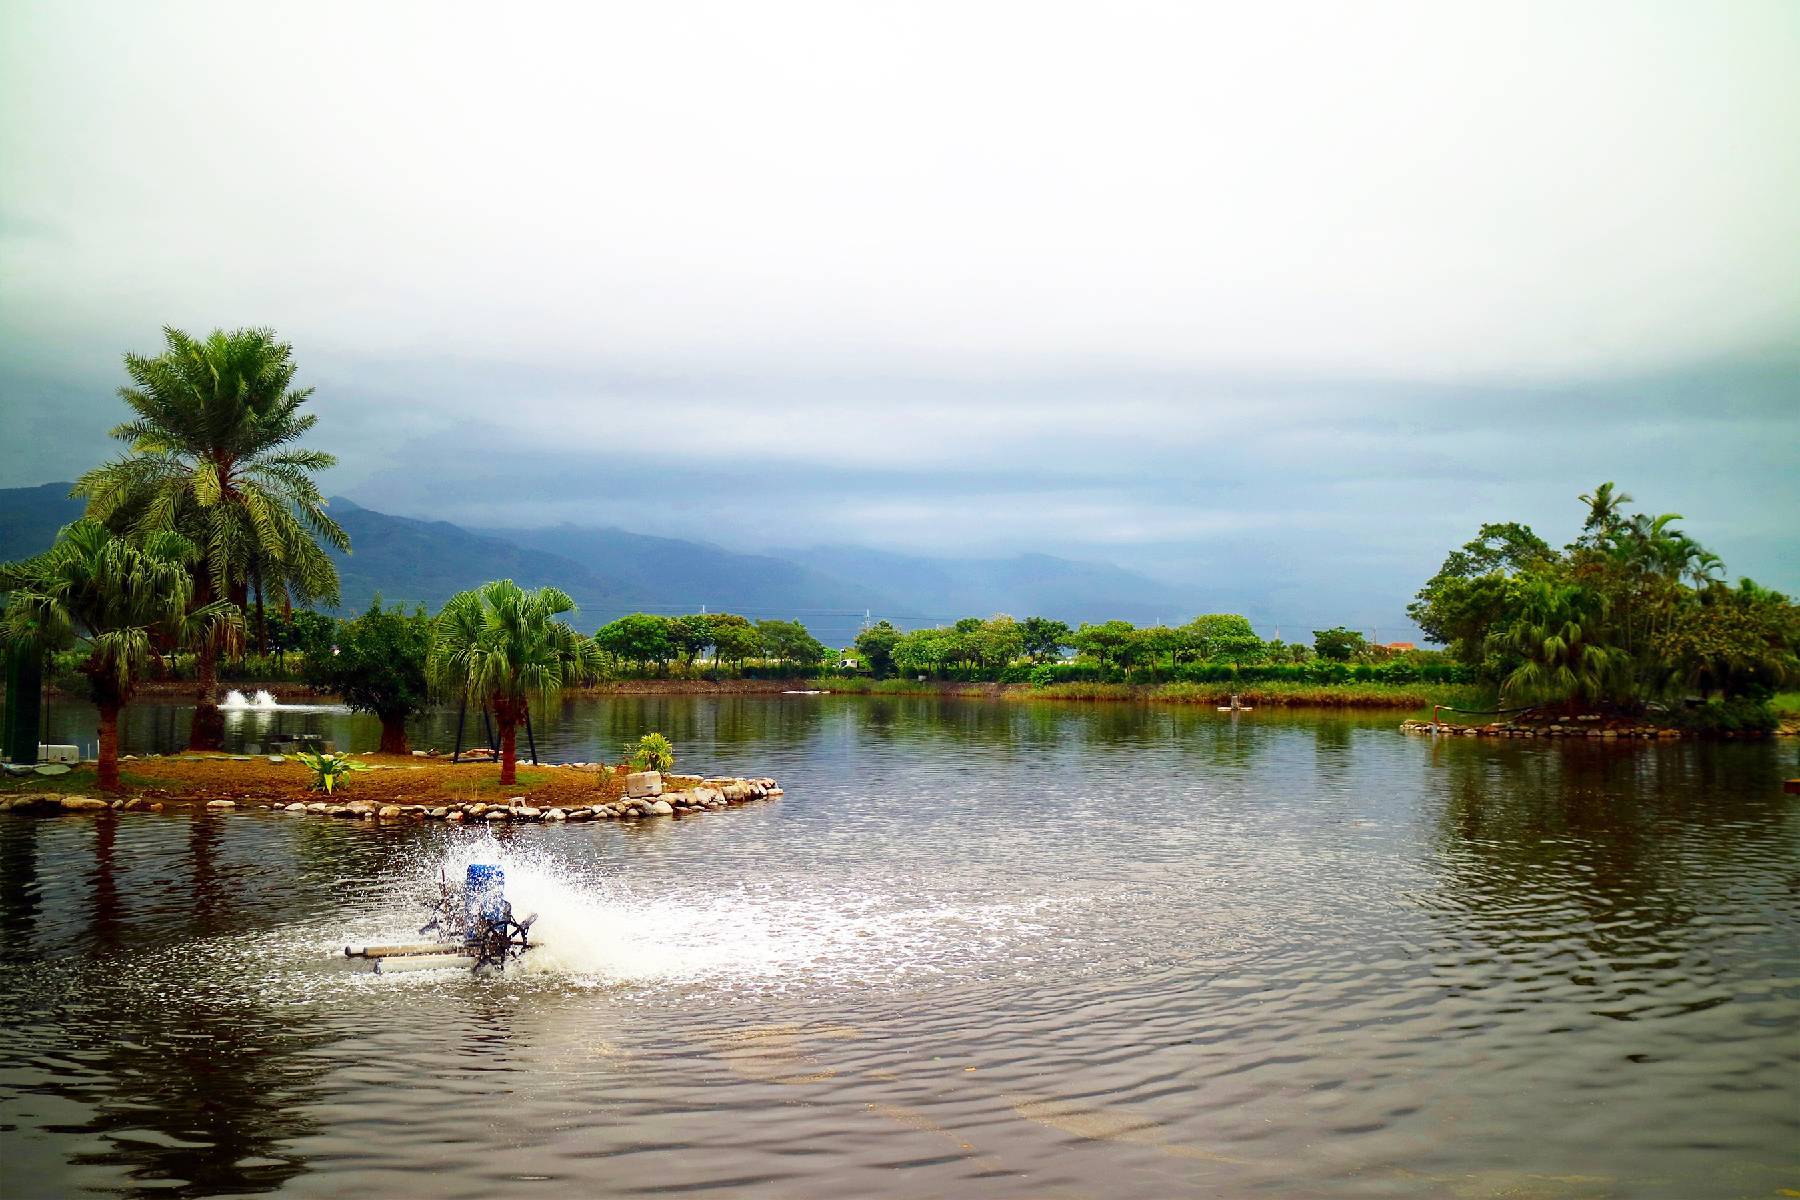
2;1;1796;632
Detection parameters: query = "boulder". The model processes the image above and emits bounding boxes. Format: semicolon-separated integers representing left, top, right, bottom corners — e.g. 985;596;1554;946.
446;810;465;822
61;796;111;812
485;810;509;821
648;799;674;816
285;803;308;812
514;805;542;819
206;798;237;809
625;771;663;799
377;805;403;819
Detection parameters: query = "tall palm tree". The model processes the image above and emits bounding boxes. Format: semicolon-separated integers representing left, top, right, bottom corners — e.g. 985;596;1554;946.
1;522;238;791
428;581;601;785
73;327;348;748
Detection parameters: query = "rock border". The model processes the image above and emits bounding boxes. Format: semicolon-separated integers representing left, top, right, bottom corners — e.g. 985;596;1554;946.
0;774;783;820
1401;717;1688;739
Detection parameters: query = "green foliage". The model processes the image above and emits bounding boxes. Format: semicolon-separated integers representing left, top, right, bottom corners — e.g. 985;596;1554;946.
73;326;348;613
429;580;600;783
429;580;600;705
1;520;240;787
707;613;761;669
1312;626;1367;662
1410;482;1798;715
1666;696;1778;735
1185;614;1266;665
854;620;902;677
1070;620;1138;671
313;598;431;726
595;613;675;672
667;613;714;672
625;731;676;772
0;520;234;705
295;750;370;794
1407;522;1555;664
757;618;827;668
1018;616;1072;662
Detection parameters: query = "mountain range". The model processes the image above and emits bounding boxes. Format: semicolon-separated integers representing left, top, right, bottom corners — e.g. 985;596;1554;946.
0;483;1195;646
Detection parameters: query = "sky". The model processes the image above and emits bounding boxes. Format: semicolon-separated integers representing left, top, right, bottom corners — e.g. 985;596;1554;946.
2;0;1797;634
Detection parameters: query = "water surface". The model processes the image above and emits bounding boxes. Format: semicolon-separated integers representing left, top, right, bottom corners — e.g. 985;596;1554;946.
3;696;1797;1198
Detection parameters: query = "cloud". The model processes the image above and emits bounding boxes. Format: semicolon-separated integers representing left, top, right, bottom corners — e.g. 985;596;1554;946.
2;0;1797;632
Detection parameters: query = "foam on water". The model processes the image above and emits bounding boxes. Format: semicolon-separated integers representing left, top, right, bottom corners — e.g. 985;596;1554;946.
347;831;1086;993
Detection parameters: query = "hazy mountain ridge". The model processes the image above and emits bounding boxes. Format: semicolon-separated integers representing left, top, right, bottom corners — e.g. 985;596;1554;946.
1;485;1195;645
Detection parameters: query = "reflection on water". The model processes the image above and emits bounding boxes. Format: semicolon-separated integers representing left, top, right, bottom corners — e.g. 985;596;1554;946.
3;696;1798;1198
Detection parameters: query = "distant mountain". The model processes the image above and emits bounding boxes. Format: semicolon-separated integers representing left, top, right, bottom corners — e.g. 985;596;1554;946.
0;485;1197;646
481;525;892;617
772;544;1194;628
0;482;85;563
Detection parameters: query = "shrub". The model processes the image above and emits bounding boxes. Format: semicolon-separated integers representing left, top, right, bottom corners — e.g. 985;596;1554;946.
1669;697;1777;734
296;751;370;794
625;732;676;773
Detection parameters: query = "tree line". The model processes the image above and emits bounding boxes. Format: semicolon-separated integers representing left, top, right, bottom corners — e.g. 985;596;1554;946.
1408;483;1797;729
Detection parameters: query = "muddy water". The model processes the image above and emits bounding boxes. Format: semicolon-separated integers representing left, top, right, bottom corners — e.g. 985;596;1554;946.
3;696;1797;1197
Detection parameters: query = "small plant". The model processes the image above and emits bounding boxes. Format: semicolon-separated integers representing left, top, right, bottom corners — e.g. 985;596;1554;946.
624;732;675;773
296;750;371;794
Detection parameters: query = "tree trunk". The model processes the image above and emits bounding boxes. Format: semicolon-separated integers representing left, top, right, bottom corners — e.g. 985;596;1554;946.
97;698;122;793
378;712;410;756
190;639;224;750
253;568;268;657
498;715;518;785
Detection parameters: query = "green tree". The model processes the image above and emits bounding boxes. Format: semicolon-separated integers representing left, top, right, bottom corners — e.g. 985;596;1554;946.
1492;578;1627;708
1656;579;1798;701
893;627;952;676
1018;616;1071;663
1312;626;1368;662
757;619;827;670
968;615;1024;672
667;613;714;673
707;613;761;673
1407;522;1555;666
1;522;236;791
854;620;902;677
73;327;348;749
1185;614;1266;665
313;599;431;754
1071;620;1137;673
428;580;600;785
595;613;675;673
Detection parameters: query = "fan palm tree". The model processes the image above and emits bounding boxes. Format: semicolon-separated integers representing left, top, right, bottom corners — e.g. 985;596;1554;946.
1;522;238;791
73;327;349;748
1493;578;1628;708
428;581;602;785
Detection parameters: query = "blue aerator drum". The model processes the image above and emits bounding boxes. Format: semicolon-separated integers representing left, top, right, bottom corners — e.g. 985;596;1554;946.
465;864;506;940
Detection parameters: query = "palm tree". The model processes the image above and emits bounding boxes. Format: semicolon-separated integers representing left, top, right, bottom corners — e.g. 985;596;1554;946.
428;581;601;785
1493;578;1628;709
1;522;238;791
73;327;348;749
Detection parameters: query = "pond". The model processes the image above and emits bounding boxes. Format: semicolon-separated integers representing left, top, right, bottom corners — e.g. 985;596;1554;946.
3;695;1797;1197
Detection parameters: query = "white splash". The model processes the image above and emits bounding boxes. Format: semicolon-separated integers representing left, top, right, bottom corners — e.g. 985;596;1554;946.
221;689;280;709
370;833;1078;992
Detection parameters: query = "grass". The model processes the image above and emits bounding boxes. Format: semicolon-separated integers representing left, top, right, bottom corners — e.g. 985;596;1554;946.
1773;691;1800;717
1;765;185;795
